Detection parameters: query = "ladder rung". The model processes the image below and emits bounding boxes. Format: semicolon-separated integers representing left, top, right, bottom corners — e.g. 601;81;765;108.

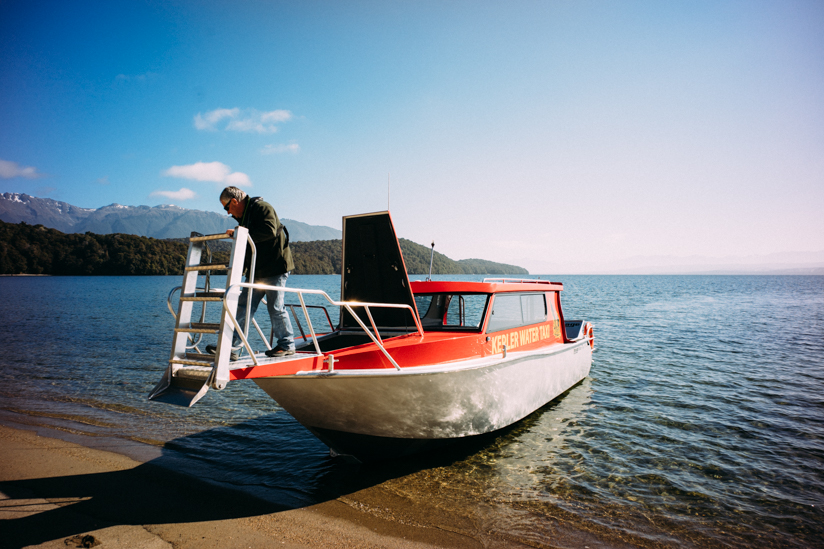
190;234;233;242
175;323;219;334
173;367;212;380
185;352;215;361
185;264;230;271
171;359;214;367
180;293;224;302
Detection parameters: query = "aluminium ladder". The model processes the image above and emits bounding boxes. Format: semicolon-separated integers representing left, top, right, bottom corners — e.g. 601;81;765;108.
148;227;249;407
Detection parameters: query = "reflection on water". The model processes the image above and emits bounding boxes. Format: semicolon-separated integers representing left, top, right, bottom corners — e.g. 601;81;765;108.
1;274;823;548
372;378;599;547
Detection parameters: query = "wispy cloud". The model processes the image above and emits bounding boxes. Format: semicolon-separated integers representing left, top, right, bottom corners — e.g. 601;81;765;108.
193;108;239;131
162;161;251;187
261;143;301;155
97;176;110;185
115;72;157;83
0;159;44;179
194;108;293;133
150;188;196;201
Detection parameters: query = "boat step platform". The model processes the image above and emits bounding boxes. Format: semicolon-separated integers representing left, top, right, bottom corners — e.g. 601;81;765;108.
150;351;315;407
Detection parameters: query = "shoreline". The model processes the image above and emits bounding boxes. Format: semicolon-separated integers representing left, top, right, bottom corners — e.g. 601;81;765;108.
0;420;490;549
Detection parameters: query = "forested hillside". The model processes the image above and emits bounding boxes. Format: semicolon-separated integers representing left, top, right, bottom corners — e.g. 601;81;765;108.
1;221;527;276
291;239;527;275
0;220;190;275
398;239;528;275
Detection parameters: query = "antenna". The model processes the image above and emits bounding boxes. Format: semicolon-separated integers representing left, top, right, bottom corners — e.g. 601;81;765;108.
427;241;435;281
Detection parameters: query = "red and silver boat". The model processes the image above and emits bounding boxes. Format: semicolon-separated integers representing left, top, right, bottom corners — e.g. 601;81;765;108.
150;212;594;461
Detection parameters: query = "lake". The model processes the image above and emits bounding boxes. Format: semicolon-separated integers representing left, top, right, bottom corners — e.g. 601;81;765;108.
0;274;822;547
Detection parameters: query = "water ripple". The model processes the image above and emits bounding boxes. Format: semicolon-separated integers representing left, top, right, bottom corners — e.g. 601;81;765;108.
1;274;823;547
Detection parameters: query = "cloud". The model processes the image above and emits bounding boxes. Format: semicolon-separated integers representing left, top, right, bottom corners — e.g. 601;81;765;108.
193;108;239;131
0;159;44;179
193;108;293;133
162;161;252;186
150;188;196;201
115;72;157;83
261;143;301;155
97;176;110;185
224;172;251;186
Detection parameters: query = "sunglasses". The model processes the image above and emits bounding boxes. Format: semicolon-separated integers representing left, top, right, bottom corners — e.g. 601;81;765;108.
223;199;233;213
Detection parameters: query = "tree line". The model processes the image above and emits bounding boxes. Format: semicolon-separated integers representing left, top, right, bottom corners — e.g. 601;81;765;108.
1;221;190;275
1;220;527;276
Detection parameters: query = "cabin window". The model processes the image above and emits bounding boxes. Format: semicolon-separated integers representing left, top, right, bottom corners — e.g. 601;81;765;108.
486;293;547;332
414;294;489;330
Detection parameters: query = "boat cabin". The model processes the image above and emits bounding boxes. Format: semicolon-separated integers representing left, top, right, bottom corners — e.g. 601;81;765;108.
290;212;573;361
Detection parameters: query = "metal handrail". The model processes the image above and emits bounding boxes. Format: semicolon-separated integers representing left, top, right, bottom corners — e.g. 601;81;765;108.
483;277;555;285
284;303;335;343
167;286;182;317
168;284;334;352
167;285;206;350
223;283;424;370
242;234;256;346
167;283;269;352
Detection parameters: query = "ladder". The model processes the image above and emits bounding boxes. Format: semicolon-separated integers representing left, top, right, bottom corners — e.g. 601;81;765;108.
148;227;249;407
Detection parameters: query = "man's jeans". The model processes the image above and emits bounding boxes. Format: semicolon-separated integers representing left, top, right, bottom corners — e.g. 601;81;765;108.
232;272;294;352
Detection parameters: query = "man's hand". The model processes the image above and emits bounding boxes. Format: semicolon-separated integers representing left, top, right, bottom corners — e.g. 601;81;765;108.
226;229;235;237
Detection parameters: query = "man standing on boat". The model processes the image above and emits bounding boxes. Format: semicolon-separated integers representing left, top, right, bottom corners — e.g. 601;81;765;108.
207;186;295;359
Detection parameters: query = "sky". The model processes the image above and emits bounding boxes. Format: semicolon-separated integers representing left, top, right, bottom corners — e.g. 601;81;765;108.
1;0;823;273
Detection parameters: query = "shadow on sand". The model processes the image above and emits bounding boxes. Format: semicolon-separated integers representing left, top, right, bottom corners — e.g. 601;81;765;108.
0;411;522;548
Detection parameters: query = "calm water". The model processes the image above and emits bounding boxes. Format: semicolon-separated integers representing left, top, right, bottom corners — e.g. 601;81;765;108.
1;275;822;547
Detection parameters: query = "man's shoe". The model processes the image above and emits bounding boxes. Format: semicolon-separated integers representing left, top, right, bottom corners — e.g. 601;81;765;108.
205;344;239;361
265;347;295;358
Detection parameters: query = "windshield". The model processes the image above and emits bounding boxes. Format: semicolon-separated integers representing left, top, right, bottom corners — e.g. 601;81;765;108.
414;293;490;331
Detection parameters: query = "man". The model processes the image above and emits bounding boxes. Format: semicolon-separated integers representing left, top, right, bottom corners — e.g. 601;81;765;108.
207;186;295;359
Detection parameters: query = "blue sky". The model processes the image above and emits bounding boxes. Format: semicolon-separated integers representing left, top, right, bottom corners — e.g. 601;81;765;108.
2;0;822;273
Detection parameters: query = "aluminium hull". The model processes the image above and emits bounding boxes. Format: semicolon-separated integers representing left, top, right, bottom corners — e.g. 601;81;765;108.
253;339;592;460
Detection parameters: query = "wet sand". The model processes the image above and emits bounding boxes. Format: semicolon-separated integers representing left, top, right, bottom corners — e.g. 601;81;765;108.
0;424;489;549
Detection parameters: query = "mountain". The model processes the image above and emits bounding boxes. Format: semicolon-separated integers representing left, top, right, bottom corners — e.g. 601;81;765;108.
1;220;528;276
398;239;528;275
288;238;528;276
1;193;529;274
0;193;341;242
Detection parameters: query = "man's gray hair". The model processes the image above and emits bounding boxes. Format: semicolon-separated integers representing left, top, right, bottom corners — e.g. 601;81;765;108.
220;186;247;203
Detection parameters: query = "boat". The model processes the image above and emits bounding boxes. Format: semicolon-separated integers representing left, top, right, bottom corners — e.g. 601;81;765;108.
149;211;594;461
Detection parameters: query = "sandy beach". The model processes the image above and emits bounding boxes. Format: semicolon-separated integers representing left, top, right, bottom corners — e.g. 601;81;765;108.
0;423;492;549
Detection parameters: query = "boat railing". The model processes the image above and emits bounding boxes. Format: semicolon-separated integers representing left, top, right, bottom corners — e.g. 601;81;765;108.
223;282;424;372
483;277;556;285
166;232;337;354
286;303;335;342
166;286;335;351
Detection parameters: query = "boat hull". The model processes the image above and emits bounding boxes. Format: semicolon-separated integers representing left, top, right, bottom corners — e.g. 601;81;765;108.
253;339;592;460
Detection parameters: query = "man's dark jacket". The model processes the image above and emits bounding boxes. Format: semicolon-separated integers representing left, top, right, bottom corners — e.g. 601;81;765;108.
234;196;294;278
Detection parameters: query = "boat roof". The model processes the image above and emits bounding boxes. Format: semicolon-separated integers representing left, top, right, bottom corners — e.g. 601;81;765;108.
410;279;563;293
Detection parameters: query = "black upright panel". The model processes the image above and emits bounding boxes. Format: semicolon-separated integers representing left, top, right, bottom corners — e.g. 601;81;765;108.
340;212;418;330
